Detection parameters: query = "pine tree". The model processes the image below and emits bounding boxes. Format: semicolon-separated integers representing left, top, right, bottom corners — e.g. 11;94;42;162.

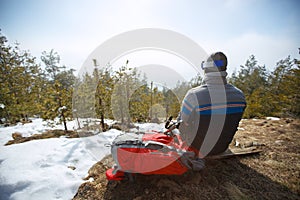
40;50;75;130
0;31;43;123
230;55;268;118
73;73;96;119
111;62;147;124
268;56;300;117
129;84;150;122
94;62;114;130
162;88;181;119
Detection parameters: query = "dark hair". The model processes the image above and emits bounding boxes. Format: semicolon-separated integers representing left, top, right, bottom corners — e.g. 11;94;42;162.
204;52;227;73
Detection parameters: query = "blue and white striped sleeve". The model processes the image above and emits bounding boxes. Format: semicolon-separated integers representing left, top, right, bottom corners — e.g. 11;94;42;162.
180;91;198;123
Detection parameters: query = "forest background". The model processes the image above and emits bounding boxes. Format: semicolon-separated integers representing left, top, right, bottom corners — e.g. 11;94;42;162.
1;31;299;131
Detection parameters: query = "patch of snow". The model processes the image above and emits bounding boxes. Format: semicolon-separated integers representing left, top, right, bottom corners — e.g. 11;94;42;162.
275;140;284;145
0;118;82;139
0;137;97;200
0;118;167;200
80;129;122;160
266;117;280;121
58;106;67;112
104;119;116;126
0;118;123;200
88;177;94;182
133;123;165;133
0;119;49;142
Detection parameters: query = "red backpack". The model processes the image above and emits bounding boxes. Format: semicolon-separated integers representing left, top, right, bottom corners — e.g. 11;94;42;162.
106;118;205;181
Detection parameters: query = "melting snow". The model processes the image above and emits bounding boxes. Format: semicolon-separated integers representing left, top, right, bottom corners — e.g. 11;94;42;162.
0;119;124;200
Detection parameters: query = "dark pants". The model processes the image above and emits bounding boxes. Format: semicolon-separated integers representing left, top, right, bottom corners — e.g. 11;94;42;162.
179;113;243;156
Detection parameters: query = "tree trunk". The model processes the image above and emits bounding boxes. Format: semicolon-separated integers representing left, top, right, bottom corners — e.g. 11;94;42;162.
59;98;68;131
98;96;106;131
62;111;68;131
100;114;105;131
76;116;81;129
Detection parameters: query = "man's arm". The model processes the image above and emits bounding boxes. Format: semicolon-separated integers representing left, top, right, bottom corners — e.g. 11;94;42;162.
179;90;198;125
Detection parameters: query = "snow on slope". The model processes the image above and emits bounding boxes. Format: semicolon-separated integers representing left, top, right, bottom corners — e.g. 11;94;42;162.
0;119;122;200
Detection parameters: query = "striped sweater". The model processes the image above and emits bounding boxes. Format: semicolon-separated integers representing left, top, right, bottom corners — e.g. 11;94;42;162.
179;72;246;157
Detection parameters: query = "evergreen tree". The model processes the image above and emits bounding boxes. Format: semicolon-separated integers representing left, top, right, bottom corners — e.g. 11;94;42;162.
112;64;131;124
162;88;181;119
73;73;96;118
40;50;75;130
0;31;43;123
268;56;300;117
111;62;148;124
94;62;114;130
129;84;150;122
230;55;268;118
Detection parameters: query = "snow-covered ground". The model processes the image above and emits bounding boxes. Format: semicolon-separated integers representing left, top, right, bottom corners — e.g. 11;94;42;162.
0;119;124;200
0;118;165;200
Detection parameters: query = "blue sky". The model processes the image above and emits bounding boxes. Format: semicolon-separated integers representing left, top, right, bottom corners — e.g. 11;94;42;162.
1;0;299;77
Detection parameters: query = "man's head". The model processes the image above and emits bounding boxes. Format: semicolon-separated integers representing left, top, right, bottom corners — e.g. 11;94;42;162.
201;52;227;73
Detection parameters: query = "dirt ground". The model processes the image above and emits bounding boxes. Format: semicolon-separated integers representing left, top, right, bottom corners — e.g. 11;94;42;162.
73;118;300;200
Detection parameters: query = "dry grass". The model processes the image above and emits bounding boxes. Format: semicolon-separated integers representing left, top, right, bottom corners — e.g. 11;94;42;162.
223;182;250;200
5;129;80;145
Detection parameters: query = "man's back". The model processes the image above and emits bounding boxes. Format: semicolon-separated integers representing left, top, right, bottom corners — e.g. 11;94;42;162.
179;52;246;157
